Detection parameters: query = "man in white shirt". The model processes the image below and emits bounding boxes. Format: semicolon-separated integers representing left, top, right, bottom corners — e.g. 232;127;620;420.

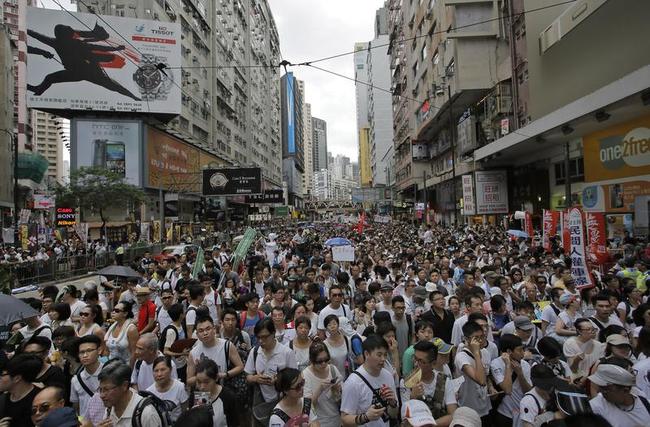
316;285;352;338
540;288;563;336
98;362;161;427
130;333;176;391
341;335;399;426
454;321;492;421
589;363;650;427
490;334;532;426
450;294;484;346
70;335;103;416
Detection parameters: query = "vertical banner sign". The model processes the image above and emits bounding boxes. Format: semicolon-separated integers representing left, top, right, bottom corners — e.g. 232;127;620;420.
561;210;571;253
542;210;559;253
20;225;29;250
586;213;608;264
232;227;258;272
152;221;161;243
524;212;534;242
140;223;151;243
567;208;593;289
462;175;475;216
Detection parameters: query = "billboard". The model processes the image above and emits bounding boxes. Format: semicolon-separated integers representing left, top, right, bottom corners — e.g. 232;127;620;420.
202;168;262;196
583;114;650;182
26;7;181;114
475;170;509;214
72;119;142;186
286;72;295;154
245;190;284;204
461;174;475;215
55;207;75;227
146;128;226;193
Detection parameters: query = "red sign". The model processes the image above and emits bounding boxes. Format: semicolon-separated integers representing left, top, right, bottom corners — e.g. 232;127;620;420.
524;212;534;244
561;210;571;253
542;210;560;253
586;212;608;264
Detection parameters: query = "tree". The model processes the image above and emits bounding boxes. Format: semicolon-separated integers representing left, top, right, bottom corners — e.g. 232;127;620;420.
55;167;146;238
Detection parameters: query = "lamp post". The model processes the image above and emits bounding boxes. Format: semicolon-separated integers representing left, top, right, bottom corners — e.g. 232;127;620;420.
0;128;18;244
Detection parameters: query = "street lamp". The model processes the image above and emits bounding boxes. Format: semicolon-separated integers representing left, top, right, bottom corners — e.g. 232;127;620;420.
0;128;18;243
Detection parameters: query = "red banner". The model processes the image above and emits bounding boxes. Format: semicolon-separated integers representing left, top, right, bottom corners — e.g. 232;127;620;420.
524;211;534;244
542;210;559;253
561;210;571;253
586;212;608;264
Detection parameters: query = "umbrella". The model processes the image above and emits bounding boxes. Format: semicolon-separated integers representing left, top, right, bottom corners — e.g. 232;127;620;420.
0;294;40;326
325;237;352;247
97;265;141;278
507;229;529;238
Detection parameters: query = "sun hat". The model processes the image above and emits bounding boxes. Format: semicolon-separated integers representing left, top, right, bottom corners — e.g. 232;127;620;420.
401;400;436;427
588;363;635;387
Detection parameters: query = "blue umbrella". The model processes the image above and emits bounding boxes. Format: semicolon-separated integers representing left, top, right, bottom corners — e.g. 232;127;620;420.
507;229;529;238
325;237;352;247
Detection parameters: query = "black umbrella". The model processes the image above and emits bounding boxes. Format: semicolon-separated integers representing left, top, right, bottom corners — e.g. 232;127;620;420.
97;265;141;278
0;294;40;326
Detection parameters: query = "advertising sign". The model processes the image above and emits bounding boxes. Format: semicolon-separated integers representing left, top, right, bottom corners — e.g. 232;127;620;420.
245;190;284;204
581;179;650;213
542;210;560;252
567;208;593;288
286;72;296;154
202;168;262;196
583;114;650;182
585;212;607;264
26;7;181;114
146;127;225;192
412;142;429;161
474;170;509;214
456;112;477;156
72;119;142;186
33;195;55;210
55;207;75;227
461;174;475;215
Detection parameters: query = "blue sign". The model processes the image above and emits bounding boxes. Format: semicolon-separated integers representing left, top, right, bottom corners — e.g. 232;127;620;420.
286;72;295;154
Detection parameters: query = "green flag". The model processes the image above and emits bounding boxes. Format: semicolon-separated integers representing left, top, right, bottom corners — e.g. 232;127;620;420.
231;227;257;272
192;246;205;279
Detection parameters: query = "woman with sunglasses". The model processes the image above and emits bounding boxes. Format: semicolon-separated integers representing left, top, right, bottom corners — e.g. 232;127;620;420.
105;301;139;367
302;341;342;427
269;367;314;426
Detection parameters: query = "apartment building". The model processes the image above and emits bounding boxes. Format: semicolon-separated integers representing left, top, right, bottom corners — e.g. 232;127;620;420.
32;110;63;185
312;117;327;172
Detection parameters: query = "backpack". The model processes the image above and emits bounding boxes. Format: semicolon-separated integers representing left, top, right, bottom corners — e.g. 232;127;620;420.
131;390;175;427
240;310;265;330
223;340;251;405
159;324;179;353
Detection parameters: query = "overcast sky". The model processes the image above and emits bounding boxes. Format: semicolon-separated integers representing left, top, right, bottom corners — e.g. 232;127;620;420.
42;0;386;162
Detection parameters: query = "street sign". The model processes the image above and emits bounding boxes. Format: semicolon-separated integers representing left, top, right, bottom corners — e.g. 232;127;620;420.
202;168;262;196
245;189;284;204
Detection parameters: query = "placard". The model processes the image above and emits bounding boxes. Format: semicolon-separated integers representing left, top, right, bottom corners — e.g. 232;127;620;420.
332;245;355;262
475;170;508;214
462;175;475;215
567;208;593;288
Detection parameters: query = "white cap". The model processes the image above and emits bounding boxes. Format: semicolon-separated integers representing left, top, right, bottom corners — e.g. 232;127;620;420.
401;400;435;427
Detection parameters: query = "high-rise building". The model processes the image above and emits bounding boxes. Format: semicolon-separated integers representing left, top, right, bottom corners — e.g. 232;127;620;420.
78;0;283;187
281;71;304;206
358;127;372;187
32;110;64;186
0;23;14;224
298;80;313;198
311;117;327;172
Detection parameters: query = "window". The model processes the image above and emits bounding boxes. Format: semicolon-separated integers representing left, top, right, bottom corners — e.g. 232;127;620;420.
554;157;584;185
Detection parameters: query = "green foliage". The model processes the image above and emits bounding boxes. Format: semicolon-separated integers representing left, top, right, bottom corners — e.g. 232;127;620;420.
54;167;145;223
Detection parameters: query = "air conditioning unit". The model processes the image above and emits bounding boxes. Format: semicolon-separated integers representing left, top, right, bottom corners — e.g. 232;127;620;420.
216;10;222;15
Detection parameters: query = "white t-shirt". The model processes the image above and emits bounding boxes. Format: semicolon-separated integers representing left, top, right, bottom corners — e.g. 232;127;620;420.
519;388;548;426
340;366;396;427
244;342;297;402
156;306;172;332
145;379;188;422
303;365;343;427
490;357;532;420
589;314;624;331
455;348;492;416
634;357;650;399
317;304;352;330
540;304;560;335
590;393;650;427
325;338;350;381
450;314;468;346
69;300;87;320
131;354;177;391
70;364;102;416
562;337;605;378
190;339;230;379
398;370;457;406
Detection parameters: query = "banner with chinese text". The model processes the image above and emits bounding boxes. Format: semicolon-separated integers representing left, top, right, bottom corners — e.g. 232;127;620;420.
585;212;608;264
542;210;560;252
568;207;593;289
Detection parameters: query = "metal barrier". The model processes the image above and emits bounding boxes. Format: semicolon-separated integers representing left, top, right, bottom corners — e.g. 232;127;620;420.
4;244;164;288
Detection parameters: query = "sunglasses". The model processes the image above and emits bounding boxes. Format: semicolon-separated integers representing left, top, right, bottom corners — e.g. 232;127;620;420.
31;402;53;415
79;312;91;317
314;357;330;365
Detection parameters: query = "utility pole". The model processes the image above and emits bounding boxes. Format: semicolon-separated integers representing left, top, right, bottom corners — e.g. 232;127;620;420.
564;141;572;208
448;85;457;225
159;185;165;243
423;169;427;224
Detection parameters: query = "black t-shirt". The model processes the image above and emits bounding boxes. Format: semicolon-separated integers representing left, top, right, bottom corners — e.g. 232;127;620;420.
421;308;454;344
36;365;66;389
219;385;238;426
0;386;41;427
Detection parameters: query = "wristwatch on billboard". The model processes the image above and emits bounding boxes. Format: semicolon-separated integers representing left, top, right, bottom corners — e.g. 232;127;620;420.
133;54;174;101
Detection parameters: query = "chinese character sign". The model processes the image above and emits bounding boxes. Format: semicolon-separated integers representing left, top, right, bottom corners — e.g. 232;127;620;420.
475;171;508;214
586;212;608;264
561;210;571;253
542;210;560;253
462;175;475;215
524;211;534;244
568;208;593;288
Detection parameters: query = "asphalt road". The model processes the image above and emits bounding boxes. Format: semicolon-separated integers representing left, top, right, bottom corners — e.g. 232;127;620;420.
14;274;102;299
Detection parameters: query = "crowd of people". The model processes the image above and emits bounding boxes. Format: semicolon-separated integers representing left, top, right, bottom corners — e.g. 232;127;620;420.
0;219;649;427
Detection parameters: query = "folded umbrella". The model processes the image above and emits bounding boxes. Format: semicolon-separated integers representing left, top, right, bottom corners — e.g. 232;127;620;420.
97;265;141;278
324;237;352;247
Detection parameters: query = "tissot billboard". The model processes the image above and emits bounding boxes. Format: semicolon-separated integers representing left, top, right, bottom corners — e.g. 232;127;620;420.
26;7;181;114
202;168;262;196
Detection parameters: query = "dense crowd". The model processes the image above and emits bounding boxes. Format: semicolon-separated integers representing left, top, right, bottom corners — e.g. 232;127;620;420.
0;219;649;427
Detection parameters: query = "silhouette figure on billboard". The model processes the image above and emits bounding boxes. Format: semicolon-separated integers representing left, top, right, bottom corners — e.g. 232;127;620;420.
27;23;141;101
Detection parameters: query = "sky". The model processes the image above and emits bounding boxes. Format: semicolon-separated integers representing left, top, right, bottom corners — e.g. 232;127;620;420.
41;0;386;162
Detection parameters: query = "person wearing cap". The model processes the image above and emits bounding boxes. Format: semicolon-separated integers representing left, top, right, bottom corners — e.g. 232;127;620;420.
40;407;78;427
450;406;481;427
134;286;156;334
587;334;634;397
510;314;541;354
411;286;429;321
490;334;532;426
401;399;436;427
421;291;454;345
563;318;605;381
377;283;396;316
400;341;457;425
519;364;567;427
588;363;650;426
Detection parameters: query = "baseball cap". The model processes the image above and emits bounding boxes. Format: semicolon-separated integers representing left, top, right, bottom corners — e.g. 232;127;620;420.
483;271;498;279
380;283;394;292
450;406;481;427
425;282;437;292
401;400;435;427
605;334;631;347
588;363;635;387
41;407;77;427
413;286;428;300
514;315;535;331
432;338;453;355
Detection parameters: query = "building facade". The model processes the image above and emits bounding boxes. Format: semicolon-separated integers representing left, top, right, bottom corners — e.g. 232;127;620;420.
32;110;63;186
312;117;327;172
0;23;13;223
298;80;313;198
78;0;283;188
281;71;304;206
